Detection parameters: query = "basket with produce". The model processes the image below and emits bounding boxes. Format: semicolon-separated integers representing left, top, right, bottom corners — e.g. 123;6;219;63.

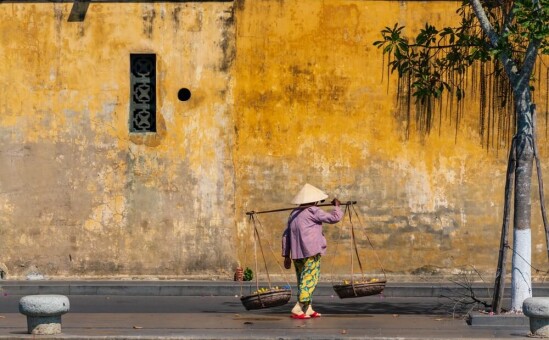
240;286;292;310
332;278;386;299
329;204;387;299
238;210;294;311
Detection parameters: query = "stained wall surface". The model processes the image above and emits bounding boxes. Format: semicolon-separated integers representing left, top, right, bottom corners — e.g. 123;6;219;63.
0;1;237;278
232;0;549;279
0;0;548;280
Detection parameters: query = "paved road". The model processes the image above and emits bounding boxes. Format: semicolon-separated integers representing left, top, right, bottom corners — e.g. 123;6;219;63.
0;294;529;339
0;295;477;314
0;312;529;339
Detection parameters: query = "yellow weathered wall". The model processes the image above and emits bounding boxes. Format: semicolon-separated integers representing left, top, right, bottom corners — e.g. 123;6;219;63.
0;0;548;280
0;1;237;278
233;0;549;281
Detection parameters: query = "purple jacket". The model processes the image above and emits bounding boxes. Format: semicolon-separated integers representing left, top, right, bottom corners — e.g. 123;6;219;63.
281;205;343;259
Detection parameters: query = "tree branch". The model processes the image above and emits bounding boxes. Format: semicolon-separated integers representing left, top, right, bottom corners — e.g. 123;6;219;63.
469;0;518;83
502;2;516;38
520;39;541;83
469;0;499;46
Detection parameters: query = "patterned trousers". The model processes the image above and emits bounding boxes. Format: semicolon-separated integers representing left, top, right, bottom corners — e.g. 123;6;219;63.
293;254;321;304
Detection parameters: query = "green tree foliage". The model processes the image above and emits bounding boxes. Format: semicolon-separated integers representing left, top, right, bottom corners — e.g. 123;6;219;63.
374;0;549;148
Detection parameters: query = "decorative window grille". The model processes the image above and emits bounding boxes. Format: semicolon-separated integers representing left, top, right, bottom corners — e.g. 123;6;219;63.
130;54;156;133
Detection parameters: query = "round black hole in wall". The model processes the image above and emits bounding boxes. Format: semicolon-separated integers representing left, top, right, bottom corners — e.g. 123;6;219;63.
178;88;191;101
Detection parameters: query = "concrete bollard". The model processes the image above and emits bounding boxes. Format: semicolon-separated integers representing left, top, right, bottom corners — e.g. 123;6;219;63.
19;295;70;335
523;297;549;337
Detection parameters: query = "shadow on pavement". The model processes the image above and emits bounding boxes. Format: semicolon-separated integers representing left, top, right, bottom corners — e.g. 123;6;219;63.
224;296;479;317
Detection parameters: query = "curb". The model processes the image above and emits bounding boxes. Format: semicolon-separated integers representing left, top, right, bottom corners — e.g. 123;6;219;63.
2;280;549;297
467;311;529;327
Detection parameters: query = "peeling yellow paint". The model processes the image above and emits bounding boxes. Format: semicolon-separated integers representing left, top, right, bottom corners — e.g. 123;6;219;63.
233;0;549;278
0;1;236;278
1;0;548;280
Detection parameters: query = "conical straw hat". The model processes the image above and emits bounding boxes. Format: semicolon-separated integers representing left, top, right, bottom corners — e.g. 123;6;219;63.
291;183;328;205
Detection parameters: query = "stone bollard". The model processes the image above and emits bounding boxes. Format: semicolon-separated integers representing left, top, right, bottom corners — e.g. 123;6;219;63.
19;295;70;335
523;297;549;337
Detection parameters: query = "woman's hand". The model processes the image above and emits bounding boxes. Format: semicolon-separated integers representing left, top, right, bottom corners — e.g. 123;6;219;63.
284;256;291;269
331;198;341;207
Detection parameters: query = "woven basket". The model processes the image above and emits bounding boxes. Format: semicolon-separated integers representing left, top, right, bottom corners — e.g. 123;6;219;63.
240;289;292;310
332;280;386;299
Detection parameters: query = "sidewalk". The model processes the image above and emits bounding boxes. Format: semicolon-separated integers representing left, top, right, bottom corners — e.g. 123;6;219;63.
0;311;532;339
0;280;539;339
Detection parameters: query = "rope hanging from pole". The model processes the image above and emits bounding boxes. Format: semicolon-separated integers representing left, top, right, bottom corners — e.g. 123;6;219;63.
350;204;387;281
330;203;387;286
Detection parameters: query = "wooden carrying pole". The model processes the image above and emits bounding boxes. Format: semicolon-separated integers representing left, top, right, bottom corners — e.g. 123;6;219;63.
246;201;357;216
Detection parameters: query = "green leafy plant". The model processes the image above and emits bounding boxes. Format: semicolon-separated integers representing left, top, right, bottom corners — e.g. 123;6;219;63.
243;267;253;281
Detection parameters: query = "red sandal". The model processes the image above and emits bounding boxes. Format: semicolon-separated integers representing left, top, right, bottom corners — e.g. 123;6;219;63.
291;313;311;319
308;311;321;318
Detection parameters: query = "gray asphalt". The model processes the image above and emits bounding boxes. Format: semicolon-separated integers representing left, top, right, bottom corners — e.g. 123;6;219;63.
0;280;537;339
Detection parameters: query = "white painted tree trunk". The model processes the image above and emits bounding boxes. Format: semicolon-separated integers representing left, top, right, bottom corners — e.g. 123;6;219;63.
471;0;541;315
511;228;532;312
508;82;535;313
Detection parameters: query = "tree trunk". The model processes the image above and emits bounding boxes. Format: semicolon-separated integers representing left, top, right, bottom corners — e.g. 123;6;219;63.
491;140;516;314
510;90;534;312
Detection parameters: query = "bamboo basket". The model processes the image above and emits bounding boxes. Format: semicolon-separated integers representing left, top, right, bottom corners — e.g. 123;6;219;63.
240;289;292;310
332;280;386;299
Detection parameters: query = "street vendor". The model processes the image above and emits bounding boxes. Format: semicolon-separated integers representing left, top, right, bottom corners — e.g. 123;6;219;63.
281;183;343;319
